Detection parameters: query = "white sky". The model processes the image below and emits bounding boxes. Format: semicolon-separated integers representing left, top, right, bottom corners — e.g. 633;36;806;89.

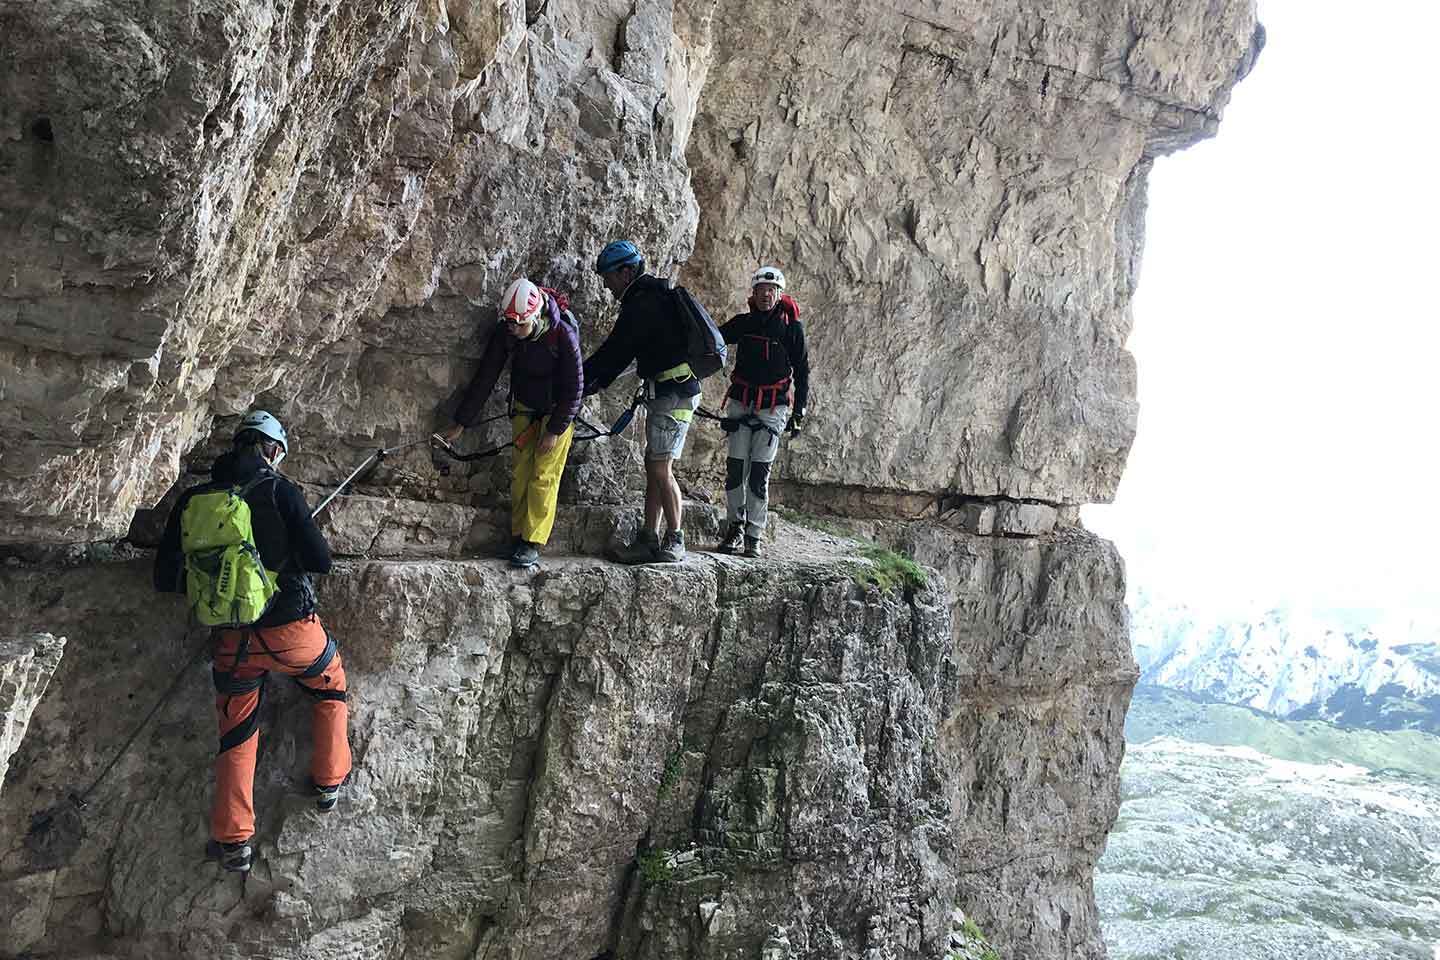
1084;0;1440;616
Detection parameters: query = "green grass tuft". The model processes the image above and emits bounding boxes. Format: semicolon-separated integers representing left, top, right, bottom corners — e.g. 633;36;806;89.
657;748;684;799
853;544;927;595
949;917;1001;960
637;848;672;885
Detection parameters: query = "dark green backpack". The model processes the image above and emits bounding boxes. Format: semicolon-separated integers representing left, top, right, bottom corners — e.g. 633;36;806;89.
180;476;279;627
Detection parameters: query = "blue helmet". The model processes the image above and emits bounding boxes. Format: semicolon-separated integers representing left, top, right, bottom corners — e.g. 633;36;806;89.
595;239;643;275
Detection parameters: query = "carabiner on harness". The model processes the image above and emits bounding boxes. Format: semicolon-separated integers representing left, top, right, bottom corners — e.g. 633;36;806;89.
428;419;544;463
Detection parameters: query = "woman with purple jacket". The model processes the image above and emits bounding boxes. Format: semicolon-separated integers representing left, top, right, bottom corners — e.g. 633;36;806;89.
438;278;583;568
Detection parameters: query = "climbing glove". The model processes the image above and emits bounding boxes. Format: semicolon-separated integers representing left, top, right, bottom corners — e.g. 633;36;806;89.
787;411;805;435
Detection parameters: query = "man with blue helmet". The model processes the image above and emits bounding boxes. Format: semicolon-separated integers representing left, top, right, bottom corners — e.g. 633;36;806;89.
583;240;701;564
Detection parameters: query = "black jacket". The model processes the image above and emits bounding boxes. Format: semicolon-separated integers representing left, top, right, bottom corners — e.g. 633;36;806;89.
582;274;700;397
154;451;332;627
719;306;810;413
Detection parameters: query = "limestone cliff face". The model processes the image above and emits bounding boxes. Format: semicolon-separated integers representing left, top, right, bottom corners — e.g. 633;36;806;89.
683;0;1261;505
0;635;64;790
0;1;1258;958
0;0;1259;543
1;0;714;543
1;523;1130;959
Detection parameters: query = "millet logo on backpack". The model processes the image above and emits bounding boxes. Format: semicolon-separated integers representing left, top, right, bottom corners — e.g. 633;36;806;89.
180;475;280;627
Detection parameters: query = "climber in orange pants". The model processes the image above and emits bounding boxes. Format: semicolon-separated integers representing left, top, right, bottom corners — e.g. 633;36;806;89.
210;615;351;848
154;411;352;873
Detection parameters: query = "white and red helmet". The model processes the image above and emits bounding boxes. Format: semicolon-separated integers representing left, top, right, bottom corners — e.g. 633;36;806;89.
500;277;544;324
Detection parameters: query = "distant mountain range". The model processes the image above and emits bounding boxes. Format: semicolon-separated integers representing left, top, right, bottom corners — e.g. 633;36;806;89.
1128;589;1440;733
1099;686;1440;960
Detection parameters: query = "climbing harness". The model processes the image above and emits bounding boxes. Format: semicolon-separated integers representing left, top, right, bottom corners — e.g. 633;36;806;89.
696;405;781;446
729;373;793;411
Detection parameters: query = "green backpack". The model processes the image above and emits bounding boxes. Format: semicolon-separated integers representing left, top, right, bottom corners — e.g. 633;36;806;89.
180;476;280;627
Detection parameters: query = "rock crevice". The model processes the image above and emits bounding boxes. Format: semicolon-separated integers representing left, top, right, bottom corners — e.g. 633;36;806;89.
0;523;1131;959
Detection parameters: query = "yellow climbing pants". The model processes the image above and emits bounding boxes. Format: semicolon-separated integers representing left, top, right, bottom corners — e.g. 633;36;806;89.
511;415;573;545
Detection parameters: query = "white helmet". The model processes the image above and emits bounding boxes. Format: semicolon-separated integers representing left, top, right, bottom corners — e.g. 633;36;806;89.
236;410;289;463
500;277;544;324
751;266;786;290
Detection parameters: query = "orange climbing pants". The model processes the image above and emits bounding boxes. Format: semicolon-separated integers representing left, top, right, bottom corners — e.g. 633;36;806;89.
210;615;350;844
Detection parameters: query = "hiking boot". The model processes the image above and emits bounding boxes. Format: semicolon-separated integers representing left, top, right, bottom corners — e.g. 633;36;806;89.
510;540;540;569
206;838;253;873
715;521;744;554
743;536;762;559
610;530;661;565
314;780;341;813
657;530;687;563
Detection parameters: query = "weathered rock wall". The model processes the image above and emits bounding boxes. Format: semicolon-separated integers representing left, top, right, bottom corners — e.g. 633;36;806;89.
0;0;1258;957
0;635;65;791
0;522;1131;959
1;0;715;544
681;0;1261;504
0;0;1259;545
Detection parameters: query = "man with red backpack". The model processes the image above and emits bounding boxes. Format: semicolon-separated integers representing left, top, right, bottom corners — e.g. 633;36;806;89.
438;277;584;569
714;266;810;558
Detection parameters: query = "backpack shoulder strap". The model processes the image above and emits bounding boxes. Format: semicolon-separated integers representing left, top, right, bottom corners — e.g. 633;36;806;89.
778;295;799;324
239;472;280;498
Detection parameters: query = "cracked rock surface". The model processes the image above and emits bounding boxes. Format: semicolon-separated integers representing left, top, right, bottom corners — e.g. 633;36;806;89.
0;634;65;792
0;522;1131;959
681;0;1261;504
0;0;1259;544
1;0;1257;956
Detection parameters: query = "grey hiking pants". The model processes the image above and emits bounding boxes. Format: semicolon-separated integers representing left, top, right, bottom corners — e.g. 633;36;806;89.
724;399;789;540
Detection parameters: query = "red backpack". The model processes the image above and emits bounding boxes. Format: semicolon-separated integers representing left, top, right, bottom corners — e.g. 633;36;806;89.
539;287;579;352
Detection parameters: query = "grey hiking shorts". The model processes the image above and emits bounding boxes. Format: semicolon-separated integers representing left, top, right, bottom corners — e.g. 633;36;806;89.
645;391;701;461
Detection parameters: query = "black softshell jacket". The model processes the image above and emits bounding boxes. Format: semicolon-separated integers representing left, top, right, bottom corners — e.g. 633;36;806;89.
154;451;332;627
582;274;700;397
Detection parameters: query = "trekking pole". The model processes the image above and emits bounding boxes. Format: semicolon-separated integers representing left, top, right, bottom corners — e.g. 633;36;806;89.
27;617;206;843
310;437;431;519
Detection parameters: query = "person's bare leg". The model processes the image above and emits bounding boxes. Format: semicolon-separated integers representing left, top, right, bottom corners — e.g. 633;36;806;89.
660;461;683;534
644;458;667;534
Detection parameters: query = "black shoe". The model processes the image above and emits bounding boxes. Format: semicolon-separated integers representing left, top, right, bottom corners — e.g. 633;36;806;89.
314;780;341;813
206;838;253;873
657;530;687;563
743;536;762;559
715;521;744;554
609;530;661;565
510;541;540;568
